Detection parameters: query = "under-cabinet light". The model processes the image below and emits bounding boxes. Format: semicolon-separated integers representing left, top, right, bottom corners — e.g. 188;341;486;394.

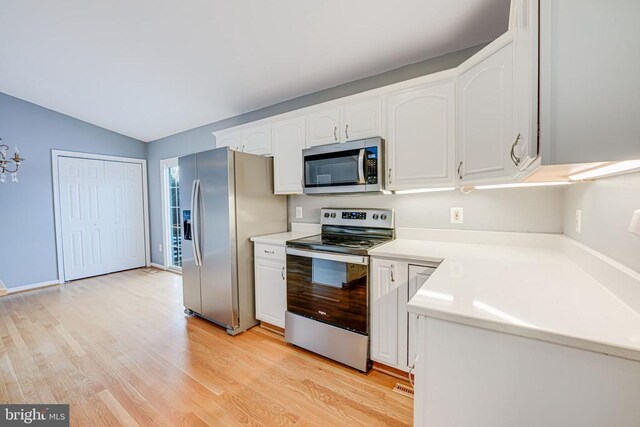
569;160;640;181
394;187;456;195
474;181;571;190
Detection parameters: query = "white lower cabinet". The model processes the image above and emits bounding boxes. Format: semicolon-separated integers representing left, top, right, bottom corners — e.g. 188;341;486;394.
407;265;436;367
371;258;400;366
371;257;437;372
254;244;286;328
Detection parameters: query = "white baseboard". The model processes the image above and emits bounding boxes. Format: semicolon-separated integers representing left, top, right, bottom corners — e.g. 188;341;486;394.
150;262;167;270
6;280;60;295
0;279;7;297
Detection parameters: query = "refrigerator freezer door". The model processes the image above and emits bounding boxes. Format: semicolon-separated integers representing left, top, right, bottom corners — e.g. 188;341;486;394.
178;153;202;314
197;148;237;330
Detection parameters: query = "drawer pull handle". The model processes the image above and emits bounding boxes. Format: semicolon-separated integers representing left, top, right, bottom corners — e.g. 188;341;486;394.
264;250;275;254
281;266;285;280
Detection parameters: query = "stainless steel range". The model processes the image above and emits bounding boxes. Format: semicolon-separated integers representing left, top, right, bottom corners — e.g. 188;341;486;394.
285;208;395;372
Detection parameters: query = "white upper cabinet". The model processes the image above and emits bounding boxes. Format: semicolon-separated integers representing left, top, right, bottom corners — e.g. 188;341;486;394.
384;79;456;190
306;97;381;147
512;0;539;172
272;116;306;194
241;124;272;156
306;107;341;147
457;41;516;185
341;97;381;142
216;131;241;151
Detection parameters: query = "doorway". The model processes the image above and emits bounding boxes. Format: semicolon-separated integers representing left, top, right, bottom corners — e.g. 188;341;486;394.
161;157;182;271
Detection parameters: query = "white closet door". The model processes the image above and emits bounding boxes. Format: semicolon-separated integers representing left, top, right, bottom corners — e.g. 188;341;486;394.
59;157;145;281
104;161;145;271
59;157;109;280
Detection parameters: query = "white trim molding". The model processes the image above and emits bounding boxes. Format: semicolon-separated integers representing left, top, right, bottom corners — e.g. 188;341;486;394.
51;149;151;283
5;280;60;295
0;279;7;296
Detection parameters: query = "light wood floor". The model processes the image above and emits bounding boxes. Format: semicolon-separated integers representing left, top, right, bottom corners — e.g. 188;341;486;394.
0;268;413;426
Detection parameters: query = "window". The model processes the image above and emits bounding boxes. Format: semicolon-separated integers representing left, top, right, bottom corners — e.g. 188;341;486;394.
161;158;182;270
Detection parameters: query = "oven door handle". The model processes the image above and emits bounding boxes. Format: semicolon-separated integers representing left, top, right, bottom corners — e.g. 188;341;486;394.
286;247;369;266
357;148;366;184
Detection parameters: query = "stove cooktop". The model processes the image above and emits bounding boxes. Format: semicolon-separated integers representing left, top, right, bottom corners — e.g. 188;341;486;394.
286;233;393;255
286;208;395;255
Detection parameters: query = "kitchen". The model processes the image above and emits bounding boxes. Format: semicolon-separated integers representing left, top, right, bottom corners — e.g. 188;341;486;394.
1;0;639;425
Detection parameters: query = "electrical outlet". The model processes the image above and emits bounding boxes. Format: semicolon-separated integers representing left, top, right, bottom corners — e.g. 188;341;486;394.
575;210;582;233
450;207;463;224
158;243;163;252
295;206;303;219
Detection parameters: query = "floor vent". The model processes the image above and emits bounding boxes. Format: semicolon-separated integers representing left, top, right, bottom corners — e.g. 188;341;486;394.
393;383;414;399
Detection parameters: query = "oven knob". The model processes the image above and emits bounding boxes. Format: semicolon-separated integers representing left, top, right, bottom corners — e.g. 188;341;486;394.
330;213;336;218
380;214;387;220
373;214;379;220
324;213;330;218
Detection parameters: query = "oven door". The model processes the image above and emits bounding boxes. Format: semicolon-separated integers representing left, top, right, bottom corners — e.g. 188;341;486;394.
286;248;369;335
302;138;381;194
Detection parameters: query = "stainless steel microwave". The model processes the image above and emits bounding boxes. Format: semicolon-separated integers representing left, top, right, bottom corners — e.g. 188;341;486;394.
302;137;384;194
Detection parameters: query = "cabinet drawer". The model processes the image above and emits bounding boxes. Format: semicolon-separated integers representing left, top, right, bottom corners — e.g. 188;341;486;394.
254;243;285;261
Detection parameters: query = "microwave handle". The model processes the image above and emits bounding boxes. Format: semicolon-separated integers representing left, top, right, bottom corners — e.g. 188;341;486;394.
358;148;366;184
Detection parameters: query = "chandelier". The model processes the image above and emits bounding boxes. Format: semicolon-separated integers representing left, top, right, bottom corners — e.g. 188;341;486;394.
0;138;25;183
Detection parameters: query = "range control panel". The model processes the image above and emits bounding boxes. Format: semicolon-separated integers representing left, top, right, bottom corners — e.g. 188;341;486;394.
342;211;367;220
321;208;394;229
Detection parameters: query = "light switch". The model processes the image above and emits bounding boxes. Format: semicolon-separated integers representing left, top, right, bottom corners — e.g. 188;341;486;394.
450;207;463;224
295;206;303;219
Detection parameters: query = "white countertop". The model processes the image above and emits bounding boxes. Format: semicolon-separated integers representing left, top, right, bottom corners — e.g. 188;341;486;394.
370;233;640;362
250;231;316;246
250;222;321;246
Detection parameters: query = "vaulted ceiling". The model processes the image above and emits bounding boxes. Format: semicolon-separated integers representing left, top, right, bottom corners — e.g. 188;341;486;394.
0;0;510;141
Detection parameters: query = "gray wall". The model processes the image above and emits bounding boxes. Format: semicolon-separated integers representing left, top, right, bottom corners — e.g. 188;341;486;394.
0;92;146;288
563;172;640;272
289;187;565;233
146;45;485;264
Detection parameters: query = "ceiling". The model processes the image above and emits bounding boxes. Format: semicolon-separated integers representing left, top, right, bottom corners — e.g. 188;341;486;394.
0;0;510;142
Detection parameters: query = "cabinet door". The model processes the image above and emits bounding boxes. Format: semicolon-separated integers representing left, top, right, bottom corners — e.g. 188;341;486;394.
407;265;437;368
458;43;515;184
342;97;381;142
272;116;305;194
254;257;286;328
512;0;539;172
241;125;272;156
306;107;341;147
385;81;456;190
371;258;399;366
216;131;241;151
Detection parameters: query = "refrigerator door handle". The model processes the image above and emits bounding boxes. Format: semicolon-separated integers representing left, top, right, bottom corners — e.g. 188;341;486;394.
191;179;203;267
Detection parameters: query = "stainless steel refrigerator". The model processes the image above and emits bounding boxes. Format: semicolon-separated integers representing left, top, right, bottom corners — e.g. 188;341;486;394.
179;147;287;335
